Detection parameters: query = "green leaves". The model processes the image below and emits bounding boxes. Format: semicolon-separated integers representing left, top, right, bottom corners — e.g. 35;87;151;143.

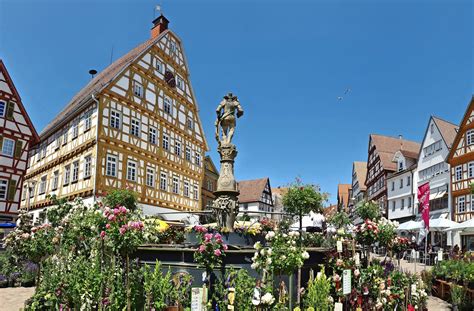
355;200;381;221
283;182;325;216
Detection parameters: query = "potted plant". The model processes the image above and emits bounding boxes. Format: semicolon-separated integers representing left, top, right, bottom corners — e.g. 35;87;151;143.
450;284;465;311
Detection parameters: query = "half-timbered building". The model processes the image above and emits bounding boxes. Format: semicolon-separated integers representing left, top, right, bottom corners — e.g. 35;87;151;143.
201;156;219;210
447;97;474;225
0;60;39;223
365;134;420;216
238;178;274;220
22;15;208;224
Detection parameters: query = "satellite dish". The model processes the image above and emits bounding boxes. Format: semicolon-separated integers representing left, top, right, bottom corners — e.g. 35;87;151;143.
89;69;98;78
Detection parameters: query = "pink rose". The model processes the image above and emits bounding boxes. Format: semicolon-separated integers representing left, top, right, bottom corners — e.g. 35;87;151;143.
108;215;116;221
100;231;106;238
113;208;120;215
214;249;222;256
105;224;111;229
214;233;222;239
204;233;213;242
223;244;228;251
199;245;206;252
119;227;127;235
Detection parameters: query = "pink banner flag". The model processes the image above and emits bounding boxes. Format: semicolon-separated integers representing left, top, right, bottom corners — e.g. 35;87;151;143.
417;183;430;230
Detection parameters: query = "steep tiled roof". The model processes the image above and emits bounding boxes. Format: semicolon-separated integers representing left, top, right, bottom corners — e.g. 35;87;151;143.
337;184;351;208
323;204;337;218
271;187;288;197
238;178;269;203
353;161;367;191
432;116;458;150
40;34;165;138
370;134;421;171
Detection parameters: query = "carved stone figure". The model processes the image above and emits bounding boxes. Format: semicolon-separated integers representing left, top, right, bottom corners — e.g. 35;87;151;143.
212;93;244;231
215;93;244;146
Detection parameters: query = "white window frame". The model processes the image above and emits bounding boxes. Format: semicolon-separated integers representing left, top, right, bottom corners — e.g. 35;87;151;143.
133;81;143;97
64;165;71;185
127;160;137;182
186;118;193;130
149;127;157;145
175;141;181;156
160;172;167;191
72;122;79;139
146;167;155;187
84;112;92;131
62;129;68;145
469;162;474;178
106;155;117;177
131;118;141;137
467;130;474;145
110;110;121;129
455;165;462;181
1;138;15;156
39;176;47;194
184;181;189;197
185;147;191;162
52;171;59;190
0;179;8;199
84;155;92;178
164;97;172;114
72;161;79;182
0;101;5;117
155;58;163;73
172;176;179;194
176;76;184;90
162;134;169;151
458;197;466;213
193;184;199;200
195;153;201;166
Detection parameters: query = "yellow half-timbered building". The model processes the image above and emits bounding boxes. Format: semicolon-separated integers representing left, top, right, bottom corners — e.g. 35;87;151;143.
22;15;208;223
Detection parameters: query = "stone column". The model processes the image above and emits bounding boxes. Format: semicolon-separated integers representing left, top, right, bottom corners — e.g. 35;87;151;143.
213;142;240;231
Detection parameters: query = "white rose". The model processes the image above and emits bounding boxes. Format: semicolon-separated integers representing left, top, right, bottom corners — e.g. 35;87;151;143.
261;293;274;305
251;263;259;269
266;258;272;265
302;251;310;259
267;248;272;255
281;255;286;260
260;249;266;256
254;242;262;250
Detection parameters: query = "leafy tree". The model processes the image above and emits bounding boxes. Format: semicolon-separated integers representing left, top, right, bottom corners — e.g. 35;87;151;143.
102;189;138;211
328;211;351;229
355;200;381;221
282;180;326;218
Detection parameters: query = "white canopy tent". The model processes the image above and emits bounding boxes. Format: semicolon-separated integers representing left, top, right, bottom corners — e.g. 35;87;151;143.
397;220;423;231
290;216;314;231
428;218;458;231
444;218;474;232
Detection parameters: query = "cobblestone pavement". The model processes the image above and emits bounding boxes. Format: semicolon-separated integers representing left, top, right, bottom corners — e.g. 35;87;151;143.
0;287;34;311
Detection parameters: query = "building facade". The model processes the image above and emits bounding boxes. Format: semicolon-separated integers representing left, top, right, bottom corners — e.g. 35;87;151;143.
348;161;367;224
417;116;458;220
201;156;218;211
365;134;420;216
337;184;351;213
0;60;39;223
448;97;474;224
387;150;418;223
22;15;208;224
238;178;274;219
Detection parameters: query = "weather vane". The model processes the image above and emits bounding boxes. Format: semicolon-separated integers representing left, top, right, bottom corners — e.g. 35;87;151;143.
154;3;163;18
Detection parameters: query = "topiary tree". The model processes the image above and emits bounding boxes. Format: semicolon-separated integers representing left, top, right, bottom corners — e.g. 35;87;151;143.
355;200;381;221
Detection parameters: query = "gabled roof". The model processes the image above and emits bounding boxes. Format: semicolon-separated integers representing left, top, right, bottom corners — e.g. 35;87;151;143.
272;187;288;197
353;161;367;191
0;60;39;143
432;116;458;150
238;177;270;203
369;134;421;171
448;96;474;161
337;184;351;207
323;204;337;218
39;35;160;138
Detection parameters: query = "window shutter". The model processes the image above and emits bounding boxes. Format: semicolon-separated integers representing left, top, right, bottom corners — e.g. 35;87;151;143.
7;179;17;201
14;140;23;158
6;101;15;120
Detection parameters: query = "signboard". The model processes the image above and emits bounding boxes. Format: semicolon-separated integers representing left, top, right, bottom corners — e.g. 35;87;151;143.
335;302;343;311
437;249;443;262
191;287;206;311
343;269;352;295
354;253;360;266
337;240;343;253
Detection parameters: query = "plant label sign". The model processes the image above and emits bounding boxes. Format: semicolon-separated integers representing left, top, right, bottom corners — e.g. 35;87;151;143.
437;250;443;262
335;302;343;311
342;269;351;295
337;240;343;253
191;287;205;311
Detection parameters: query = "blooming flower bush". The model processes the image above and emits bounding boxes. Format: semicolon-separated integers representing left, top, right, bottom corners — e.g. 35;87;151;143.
354;219;379;245
193;226;228;270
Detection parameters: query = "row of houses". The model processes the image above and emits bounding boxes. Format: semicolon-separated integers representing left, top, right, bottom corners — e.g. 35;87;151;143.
337;97;474;249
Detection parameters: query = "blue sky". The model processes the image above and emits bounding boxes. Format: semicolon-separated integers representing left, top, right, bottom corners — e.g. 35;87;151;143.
1;0;472;204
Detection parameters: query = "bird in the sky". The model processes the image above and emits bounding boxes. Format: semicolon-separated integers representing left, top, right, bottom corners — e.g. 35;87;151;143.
337;88;351;101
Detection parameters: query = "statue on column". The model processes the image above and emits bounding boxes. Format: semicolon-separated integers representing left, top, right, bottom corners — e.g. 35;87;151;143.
215;93;244;146
212;93;244;230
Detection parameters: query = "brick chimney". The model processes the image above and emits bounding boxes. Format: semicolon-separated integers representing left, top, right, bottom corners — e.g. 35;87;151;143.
151;15;169;39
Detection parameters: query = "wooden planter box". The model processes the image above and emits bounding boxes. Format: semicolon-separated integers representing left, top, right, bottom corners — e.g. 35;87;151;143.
433;279;474;301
